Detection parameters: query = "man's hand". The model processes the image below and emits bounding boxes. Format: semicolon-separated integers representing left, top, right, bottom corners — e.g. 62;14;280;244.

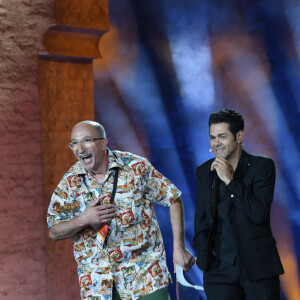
81;198;117;229
211;157;234;185
49;199;117;241
173;247;195;272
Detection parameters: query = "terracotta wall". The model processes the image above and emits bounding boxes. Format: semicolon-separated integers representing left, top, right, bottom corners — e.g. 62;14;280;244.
0;0;54;299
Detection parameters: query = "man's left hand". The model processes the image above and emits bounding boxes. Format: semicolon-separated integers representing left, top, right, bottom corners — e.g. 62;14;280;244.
173;247;195;272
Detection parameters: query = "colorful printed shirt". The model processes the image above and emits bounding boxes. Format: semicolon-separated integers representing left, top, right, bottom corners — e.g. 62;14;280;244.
47;149;181;300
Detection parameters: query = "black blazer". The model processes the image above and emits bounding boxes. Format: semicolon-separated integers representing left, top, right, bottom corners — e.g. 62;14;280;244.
193;150;284;281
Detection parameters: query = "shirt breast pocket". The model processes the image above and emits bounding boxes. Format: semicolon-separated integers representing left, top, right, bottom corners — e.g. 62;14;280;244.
117;196;144;230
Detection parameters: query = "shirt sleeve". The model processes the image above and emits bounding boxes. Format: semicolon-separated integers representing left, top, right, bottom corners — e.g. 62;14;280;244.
142;159;181;207
47;176;77;228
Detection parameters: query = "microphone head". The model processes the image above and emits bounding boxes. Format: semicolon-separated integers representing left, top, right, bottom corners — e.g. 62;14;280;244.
209;148;213;152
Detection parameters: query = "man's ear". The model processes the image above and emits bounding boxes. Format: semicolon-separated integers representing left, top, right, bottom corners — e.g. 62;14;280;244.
102;138;108;150
237;130;244;144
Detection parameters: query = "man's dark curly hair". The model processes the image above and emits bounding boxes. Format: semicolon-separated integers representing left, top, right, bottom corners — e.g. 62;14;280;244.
209;108;244;138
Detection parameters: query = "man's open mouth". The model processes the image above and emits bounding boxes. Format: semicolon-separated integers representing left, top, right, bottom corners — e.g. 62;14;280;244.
80;154;92;162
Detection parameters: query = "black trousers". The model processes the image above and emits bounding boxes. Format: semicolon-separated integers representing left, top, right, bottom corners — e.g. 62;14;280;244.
203;258;282;300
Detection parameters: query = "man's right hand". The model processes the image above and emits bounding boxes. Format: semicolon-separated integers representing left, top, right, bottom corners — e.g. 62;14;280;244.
81;199;118;229
210;157;234;185
49;199;117;241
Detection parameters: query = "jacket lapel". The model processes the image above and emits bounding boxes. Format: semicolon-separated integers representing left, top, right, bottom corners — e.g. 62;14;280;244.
234;150;251;182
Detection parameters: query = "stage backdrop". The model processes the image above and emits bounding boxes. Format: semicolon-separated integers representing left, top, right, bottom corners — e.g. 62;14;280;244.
93;0;300;299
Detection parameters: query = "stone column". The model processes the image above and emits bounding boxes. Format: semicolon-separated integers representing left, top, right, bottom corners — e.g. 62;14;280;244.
38;1;109;299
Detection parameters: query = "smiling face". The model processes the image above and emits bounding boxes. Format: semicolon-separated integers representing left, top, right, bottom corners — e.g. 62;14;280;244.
209;122;243;163
70;123;108;174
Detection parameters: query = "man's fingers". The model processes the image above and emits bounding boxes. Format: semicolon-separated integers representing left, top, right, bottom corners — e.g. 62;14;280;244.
100;204;116;210
93;209;117;226
90;198;101;206
173;249;195;273
215;156;227;163
104;210;118;219
211;161;218;171
182;259;195;272
98;205;117;214
97;206;117;219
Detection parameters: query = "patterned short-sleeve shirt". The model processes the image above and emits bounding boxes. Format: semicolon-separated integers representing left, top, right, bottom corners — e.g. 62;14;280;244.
47;149;181;300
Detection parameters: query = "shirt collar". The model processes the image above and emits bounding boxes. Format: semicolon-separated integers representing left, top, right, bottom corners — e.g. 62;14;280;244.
107;148;124;170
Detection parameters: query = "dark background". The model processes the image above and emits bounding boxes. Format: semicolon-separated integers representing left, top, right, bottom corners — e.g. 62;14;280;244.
93;1;300;299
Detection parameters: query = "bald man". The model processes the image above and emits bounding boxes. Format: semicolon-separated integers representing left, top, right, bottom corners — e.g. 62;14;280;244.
47;121;194;300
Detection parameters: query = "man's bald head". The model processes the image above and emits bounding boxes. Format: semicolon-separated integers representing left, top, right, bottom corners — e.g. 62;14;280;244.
72;121;106;139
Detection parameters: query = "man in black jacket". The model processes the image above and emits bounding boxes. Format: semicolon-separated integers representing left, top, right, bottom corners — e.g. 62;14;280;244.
193;108;284;300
